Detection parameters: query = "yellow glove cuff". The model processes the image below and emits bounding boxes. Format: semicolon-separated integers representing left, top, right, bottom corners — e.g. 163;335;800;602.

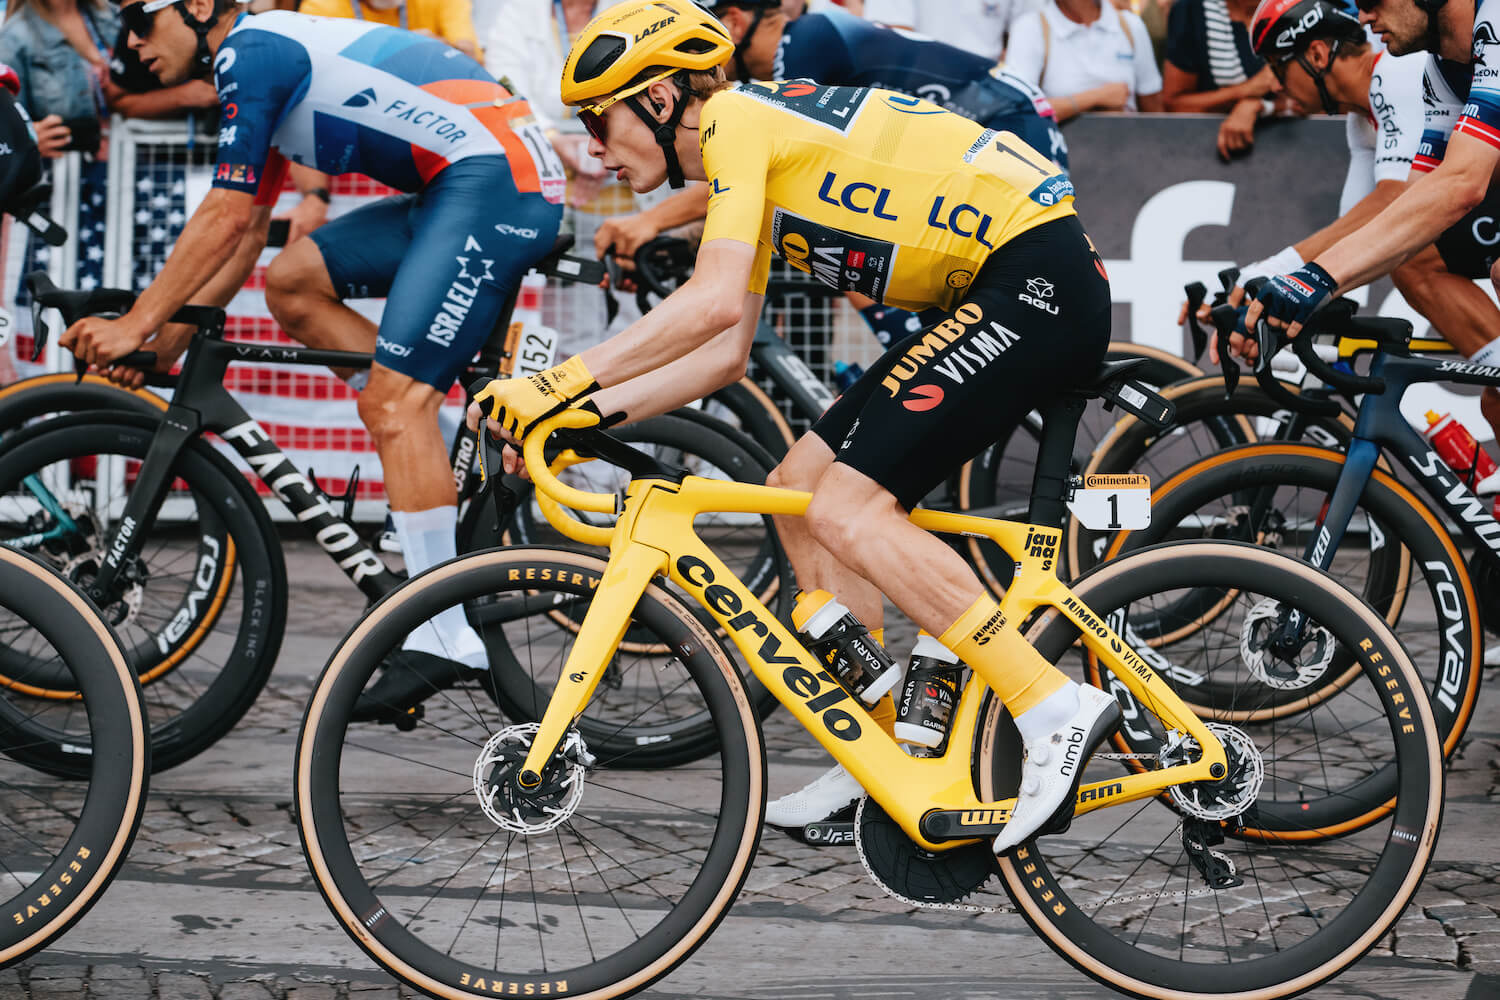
531;354;598;404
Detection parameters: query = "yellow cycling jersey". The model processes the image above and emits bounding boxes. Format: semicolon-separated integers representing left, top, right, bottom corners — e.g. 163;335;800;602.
698;80;1076;312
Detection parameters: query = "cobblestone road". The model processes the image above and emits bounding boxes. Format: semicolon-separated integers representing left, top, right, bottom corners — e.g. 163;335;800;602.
6;539;1499;1000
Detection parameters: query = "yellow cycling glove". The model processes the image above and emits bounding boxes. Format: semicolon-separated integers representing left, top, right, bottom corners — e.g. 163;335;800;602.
473;355;601;440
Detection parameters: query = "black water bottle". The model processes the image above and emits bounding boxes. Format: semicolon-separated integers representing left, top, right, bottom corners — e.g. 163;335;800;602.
791;590;903;705
893;633;963;756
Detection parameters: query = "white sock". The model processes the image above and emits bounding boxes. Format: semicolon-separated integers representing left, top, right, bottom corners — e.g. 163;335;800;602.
393;506;487;668
1013;682;1080;746
1470;339;1500;367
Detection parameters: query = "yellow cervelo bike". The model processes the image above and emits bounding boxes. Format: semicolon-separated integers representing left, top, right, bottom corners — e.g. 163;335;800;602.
296;362;1442;1000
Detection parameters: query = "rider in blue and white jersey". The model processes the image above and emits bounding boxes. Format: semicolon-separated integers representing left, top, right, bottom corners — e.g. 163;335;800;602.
592;0;1068;347
62;0;565;711
1241;0;1500;443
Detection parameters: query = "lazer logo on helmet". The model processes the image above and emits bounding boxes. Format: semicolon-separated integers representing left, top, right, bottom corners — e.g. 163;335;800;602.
635;15;676;41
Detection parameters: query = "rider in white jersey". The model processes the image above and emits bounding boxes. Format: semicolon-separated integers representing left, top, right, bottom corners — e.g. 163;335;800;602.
1243;0;1500;441
1198;0;1500;445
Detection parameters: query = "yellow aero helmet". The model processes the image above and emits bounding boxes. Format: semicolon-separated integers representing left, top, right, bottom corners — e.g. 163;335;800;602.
561;0;734;108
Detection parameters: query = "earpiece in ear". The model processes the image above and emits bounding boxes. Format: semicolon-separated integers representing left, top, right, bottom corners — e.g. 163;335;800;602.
651;99;665;114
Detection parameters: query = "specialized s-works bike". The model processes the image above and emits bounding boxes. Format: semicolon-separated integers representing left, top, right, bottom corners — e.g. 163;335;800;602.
0;545;149;968
295;364;1442;1000
1092;301;1491;771
0;256;788;773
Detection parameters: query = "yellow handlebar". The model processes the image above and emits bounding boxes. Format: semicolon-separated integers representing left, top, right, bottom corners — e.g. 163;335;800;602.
535;451;615;547
523;408;618;514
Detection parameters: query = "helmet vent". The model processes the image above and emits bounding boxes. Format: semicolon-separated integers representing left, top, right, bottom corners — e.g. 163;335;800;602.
676;38;718;54
575;35;629;84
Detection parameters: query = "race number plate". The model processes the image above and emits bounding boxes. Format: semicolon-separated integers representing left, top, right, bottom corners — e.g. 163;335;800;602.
1068;474;1150;530
503;322;560;379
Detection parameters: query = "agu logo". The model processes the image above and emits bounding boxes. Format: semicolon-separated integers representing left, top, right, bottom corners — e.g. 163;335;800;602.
903;384;944;411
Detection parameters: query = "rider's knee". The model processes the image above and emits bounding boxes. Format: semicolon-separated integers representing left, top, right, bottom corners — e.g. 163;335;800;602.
356;371;433;441
767;435;834;493
804;491;857;557
265;252;309;316
767;458;815;493
1482;387;1500;426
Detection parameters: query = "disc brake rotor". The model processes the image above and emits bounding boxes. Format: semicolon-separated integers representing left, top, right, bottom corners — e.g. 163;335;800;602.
1164;723;1265;822
855;797;998;907
474;722;593;835
62;550;144;627
1240;597;1334;690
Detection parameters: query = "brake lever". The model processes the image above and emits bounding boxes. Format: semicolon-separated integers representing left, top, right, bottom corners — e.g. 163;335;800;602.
1183;282;1209;360
1208;304;1241;397
1217;267;1241;294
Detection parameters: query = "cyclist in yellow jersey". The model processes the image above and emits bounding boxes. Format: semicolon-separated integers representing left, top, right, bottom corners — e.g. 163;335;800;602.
469;0;1120;852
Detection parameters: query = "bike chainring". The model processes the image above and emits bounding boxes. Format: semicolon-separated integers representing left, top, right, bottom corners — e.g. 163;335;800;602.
1162;723;1265;822
855;797;999;908
474;723;594;835
1240;597;1334;690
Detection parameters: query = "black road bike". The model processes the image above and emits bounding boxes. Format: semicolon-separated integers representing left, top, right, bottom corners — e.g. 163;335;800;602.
0;245;789;771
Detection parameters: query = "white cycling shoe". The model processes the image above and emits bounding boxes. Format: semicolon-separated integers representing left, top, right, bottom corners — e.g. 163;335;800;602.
764;764;865;828
993;685;1122;855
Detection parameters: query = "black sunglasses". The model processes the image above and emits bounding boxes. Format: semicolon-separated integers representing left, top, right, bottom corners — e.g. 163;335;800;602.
120;0;181;41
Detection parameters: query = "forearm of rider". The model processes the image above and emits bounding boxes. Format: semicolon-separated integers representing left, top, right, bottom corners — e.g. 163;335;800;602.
1318;138;1496;290
129;188;256;332
587;298;762;424
580;239;755;387
1293;179;1404;263
646;183;710;232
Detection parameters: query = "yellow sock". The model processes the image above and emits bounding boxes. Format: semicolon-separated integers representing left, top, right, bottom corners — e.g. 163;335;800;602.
938;594;1067;717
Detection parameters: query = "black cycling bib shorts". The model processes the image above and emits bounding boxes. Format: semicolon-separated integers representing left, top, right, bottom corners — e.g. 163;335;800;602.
811;215;1112;510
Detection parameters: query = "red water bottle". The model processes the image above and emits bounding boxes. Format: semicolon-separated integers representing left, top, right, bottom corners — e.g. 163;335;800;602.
1422;410;1497;489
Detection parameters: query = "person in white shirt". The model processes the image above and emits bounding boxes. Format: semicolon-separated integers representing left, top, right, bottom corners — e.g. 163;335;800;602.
1005;0;1165;119
862;0;1034;61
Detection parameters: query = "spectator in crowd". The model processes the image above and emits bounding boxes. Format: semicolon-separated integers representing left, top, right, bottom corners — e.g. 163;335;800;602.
483;0;632;210
482;0;660;357
0;0;115;160
1004;0;1164;119
297;0;479;57
280;0;482;241
1161;0;1274;159
0;0;115;297
862;0;1026;60
104;16;219;118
